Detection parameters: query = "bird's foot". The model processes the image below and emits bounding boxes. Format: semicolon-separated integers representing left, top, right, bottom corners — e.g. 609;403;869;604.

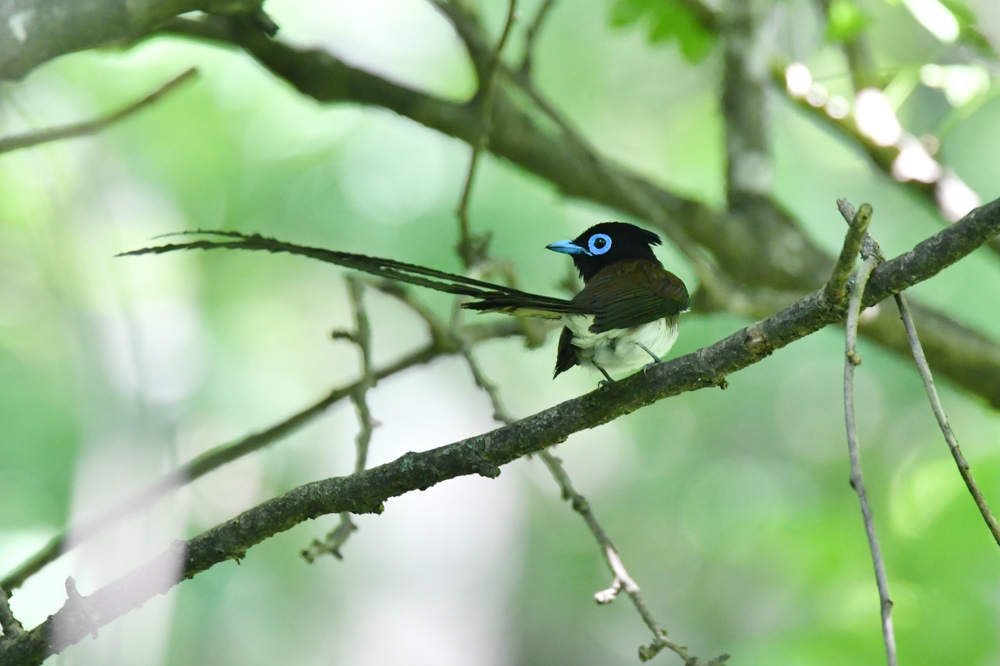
593;361;615;386
642;361;664;378
636;341;665;378
636;341;663;364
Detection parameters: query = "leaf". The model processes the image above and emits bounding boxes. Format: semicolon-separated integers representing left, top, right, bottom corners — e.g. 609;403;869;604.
609;0;650;27
608;0;718;62
825;0;869;42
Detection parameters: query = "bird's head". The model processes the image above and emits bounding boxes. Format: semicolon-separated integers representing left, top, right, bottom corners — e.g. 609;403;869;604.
546;222;663;282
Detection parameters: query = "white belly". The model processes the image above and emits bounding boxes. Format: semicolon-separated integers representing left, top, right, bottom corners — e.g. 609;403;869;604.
564;315;679;377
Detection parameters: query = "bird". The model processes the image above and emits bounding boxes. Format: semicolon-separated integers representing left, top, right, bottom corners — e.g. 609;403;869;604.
121;222;690;383
466;222;690;382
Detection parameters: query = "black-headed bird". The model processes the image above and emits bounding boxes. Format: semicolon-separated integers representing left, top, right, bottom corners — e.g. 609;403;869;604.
123;222;690;383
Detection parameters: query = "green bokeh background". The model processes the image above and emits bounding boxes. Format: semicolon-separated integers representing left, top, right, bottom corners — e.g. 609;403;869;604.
1;1;999;665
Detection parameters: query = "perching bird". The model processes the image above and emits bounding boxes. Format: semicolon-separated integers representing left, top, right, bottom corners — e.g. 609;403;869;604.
122;222;690;382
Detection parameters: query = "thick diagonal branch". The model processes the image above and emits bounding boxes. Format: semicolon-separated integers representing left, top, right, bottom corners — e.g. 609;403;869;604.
4;195;1000;666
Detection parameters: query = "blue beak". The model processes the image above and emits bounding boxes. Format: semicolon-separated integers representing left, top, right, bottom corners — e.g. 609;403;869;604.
546;240;589;256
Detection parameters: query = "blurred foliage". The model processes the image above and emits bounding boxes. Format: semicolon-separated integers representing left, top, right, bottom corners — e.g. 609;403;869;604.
825;0;869;42
609;0;717;61
1;0;999;666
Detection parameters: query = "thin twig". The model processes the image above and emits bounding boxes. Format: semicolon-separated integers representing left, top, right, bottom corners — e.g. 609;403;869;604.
0;68;198;155
456;324;721;664
826;203;872;303
340;278;377;474
1;316;525;591
303;278;379;561
538;453;727;665
839;201;898;666
838;198;1000;545
0;585;24;639
455;0;518;268
845;257;897;666
461;348;513;424
894;294;1000;547
519;0;558;76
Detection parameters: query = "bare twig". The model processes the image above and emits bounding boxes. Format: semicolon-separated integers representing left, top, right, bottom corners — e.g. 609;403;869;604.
0;585;24;639
845;255;897;666
541;454;650;660
1;315;525;592
347;280;377;474
538;453;728;665
826;203;872;303
334;278;378;475
894;294;1000;547
303;278;379;561
839;201;897;666
837;198;1000;546
519;0;558;76
455;0;518;268
0;68;197;155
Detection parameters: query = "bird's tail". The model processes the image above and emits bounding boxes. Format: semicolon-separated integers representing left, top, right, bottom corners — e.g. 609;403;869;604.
120;230;589;319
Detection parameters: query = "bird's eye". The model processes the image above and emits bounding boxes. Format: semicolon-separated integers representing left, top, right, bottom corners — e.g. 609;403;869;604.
588;233;612;255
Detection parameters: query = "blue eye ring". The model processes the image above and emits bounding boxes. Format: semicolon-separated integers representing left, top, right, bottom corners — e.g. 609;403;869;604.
588;233;612;255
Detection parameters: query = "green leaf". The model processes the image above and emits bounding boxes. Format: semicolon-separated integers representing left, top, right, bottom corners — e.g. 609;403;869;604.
609;0;650;27
608;0;718;62
825;0;869;42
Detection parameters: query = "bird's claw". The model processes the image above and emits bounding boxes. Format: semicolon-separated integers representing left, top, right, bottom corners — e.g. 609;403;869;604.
642;361;664;377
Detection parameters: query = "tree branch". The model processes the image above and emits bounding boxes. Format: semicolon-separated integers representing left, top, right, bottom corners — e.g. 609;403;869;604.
722;0;771;213
3;192;998;666
0;68;197;154
0;0;262;80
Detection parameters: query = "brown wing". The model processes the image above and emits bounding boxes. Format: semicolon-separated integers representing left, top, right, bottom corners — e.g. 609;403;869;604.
573;259;690;333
